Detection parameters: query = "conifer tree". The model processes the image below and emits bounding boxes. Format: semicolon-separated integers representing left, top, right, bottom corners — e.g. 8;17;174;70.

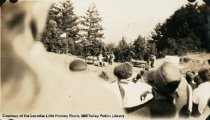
132;35;147;60
41;0;79;55
114;37;131;62
80;3;104;56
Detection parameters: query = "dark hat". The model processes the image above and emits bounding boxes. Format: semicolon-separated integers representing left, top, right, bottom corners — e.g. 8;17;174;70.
146;62;181;95
198;68;210;82
114;62;133;79
69;59;87;71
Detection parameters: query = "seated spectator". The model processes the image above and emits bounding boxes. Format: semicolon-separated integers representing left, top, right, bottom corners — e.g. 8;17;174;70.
97;53;104;67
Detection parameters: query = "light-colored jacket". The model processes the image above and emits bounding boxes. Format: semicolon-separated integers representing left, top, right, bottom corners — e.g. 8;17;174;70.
118;80;153;108
193;81;210;114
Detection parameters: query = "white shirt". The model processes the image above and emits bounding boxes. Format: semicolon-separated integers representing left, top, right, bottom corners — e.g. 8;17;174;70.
110;81;123;107
119;80;153;108
193;82;210;114
98;54;103;61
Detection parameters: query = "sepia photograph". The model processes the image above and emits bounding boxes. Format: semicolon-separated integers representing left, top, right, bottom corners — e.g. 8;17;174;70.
1;0;210;119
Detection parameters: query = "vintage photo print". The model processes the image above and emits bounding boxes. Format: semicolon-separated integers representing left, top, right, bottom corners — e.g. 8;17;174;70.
1;0;210;120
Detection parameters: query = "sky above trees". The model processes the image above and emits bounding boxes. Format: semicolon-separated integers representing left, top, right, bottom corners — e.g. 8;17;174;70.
71;0;203;43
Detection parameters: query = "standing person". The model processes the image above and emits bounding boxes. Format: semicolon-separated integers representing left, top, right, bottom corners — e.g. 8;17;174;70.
150;55;155;68
109;52;115;65
108;53;111;65
106;53;110;63
98;53;104;67
144;53;150;65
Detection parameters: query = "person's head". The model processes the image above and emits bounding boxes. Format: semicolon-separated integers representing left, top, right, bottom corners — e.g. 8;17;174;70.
114;62;133;80
186;71;195;83
69;59;87;71
147;62;181;96
136;73;142;80
198;68;210;82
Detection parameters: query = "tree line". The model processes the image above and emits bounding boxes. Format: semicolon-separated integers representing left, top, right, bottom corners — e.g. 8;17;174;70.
151;3;209;56
41;1;208;62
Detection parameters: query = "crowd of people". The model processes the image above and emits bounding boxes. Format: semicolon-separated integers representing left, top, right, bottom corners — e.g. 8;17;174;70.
84;51;210;119
180;68;210;117
86;52;115;67
109;59;210;119
86;52;157;70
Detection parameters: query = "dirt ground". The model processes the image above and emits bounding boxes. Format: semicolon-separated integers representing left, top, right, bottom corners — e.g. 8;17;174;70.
46;52;210;120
